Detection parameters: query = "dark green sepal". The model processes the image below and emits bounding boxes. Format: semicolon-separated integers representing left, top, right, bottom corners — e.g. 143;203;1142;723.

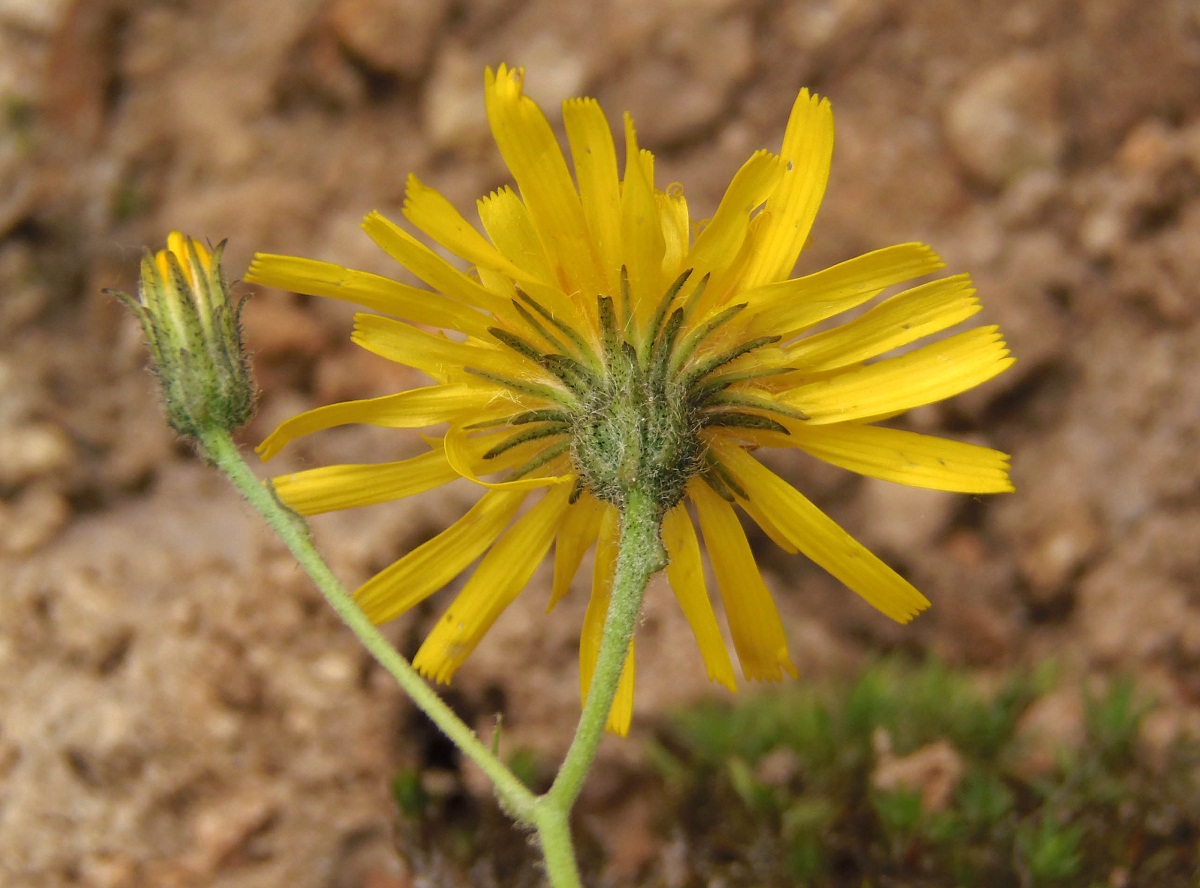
679;334;781;390
641;268;693;365
483;423;570;459
507;439;570;480
699;390;811;421
702;454;748;501
699;412;789;434
510;298;574;358
514;288;594;360
668;302;748;379
465;368;576;406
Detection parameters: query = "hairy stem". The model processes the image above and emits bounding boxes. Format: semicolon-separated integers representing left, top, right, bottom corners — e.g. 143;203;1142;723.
198;428;667;888
527;488;664;888
197;428;538;825
547;486;665;810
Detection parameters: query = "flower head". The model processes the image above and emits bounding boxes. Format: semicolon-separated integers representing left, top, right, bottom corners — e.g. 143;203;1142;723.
109;232;254;438
246;66;1013;735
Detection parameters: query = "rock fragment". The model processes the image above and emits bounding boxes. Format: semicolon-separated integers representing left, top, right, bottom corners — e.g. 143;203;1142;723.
944;53;1064;187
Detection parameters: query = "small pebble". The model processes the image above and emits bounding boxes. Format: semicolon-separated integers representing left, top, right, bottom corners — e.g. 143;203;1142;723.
943;53;1064;187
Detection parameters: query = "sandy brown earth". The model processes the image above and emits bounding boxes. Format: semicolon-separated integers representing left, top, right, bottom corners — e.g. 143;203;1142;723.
2;0;1199;885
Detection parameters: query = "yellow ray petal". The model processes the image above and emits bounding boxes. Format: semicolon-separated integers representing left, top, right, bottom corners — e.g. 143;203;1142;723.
549;493;606;611
620;116;666;323
403;175;536;284
272;448;457;515
476;186;596;341
607;639;635;737
784;423;1014;493
354;488;529;624
244;254;491;338
781;326;1014;423
351;313;524;383
563;97;623;296
786;274;981;370
662;504;737;690
701;207;770;314
413;483;572;683
688;479;797;682
476;264;517;300
256;384;500;461
739;89;834;288
580;505;635;736
477;185;556;284
733;492;800;554
484;65;603;299
685;149;784;313
741;242;945;338
714;440;930;622
361;211;511;318
657;184;690;281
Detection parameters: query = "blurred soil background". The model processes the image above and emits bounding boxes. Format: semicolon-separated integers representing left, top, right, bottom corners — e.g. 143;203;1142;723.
1;0;1199;885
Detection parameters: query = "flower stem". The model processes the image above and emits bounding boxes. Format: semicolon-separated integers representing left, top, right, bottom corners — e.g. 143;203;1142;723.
199;429;664;888
547;486;665;811
532;801;584;888
196;428;538;825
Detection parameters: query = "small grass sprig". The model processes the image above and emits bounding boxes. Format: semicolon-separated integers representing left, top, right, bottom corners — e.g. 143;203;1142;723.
648;659;1200;887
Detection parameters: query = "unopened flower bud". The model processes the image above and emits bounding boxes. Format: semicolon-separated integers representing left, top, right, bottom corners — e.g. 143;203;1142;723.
108;232;255;438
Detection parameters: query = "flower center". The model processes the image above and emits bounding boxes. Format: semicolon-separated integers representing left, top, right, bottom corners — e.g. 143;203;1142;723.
475;268;795;515
572;335;702;513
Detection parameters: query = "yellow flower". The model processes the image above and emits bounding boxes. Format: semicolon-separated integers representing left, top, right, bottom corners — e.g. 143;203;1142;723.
246;65;1013;735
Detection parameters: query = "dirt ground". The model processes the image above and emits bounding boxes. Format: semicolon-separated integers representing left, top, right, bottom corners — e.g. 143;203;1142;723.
2;0;1199;885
